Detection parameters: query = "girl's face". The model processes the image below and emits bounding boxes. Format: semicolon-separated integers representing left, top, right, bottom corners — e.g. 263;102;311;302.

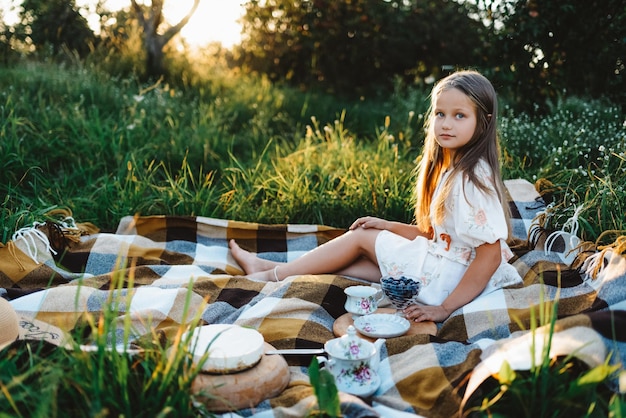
432;87;477;159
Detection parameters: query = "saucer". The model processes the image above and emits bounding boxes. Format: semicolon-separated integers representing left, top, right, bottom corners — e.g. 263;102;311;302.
335;370;381;397
353;314;410;338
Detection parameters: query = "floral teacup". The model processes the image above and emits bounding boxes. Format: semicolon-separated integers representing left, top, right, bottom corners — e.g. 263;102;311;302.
344;285;384;318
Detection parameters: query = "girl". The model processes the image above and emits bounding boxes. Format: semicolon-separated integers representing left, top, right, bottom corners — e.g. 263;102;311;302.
229;70;522;323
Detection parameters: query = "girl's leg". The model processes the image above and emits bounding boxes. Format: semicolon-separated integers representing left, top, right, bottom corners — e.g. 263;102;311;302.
229;227;382;282
228;241;279;273
334;257;382;282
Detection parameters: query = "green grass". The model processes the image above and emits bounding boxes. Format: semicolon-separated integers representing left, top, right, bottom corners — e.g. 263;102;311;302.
1;61;624;242
499;98;626;243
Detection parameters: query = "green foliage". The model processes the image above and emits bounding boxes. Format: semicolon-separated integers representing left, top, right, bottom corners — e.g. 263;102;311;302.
482;0;626;111
86;8;147;78
2;0;625;110
220;113;417;226
308;356;341;417
16;0;95;57
0;0;623;113
236;0;485;96
0;62;624;240
499;98;626;242
97;155;223;223
609;393;626;417
468;357;619;417
236;0;626;108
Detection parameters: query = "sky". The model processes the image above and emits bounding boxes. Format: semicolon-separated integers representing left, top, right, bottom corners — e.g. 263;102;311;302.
1;0;246;48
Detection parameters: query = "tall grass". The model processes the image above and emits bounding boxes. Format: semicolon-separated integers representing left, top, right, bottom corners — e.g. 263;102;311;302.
500;98;626;243
219;113;417;225
464;281;623;417
0;61;624;241
0;272;212;417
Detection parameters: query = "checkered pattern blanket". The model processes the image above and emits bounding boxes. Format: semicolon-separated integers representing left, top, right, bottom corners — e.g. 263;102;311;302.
2;179;625;418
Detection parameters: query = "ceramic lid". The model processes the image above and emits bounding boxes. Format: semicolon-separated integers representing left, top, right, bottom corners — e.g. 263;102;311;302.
324;325;376;360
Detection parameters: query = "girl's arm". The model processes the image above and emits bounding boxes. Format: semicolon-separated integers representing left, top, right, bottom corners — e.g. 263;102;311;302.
349;216;432;240
404;240;502;323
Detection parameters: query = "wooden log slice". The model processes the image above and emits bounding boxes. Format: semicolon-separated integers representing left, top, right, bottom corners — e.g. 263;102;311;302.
192;342;290;412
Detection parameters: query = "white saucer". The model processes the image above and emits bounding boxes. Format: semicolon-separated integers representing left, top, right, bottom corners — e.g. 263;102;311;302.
336;370;381;397
353;313;410;338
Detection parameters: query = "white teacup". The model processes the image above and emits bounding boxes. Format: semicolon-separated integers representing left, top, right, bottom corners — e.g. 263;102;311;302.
344;285;383;318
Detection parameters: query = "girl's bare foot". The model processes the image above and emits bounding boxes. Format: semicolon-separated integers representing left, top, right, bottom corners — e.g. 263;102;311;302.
229;239;278;276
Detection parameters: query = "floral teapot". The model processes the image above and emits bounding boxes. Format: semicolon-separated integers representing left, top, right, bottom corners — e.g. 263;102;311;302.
318;325;385;396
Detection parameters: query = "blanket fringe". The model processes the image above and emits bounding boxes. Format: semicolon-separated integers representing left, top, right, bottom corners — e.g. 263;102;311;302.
0;222;57;271
528;198;626;278
12;222;57;262
5;241;25;271
543;204;583;255
44;208;100;241
581;231;626;280
1;207;100;271
527;202;586;264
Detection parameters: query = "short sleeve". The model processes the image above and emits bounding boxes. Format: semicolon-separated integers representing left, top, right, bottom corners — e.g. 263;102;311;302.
452;161;508;248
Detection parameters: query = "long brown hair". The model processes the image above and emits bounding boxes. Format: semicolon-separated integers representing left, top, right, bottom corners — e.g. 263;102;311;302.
414;70;510;232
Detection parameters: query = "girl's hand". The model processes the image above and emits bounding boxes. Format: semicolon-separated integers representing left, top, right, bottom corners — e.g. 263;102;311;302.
403;304;450;323
349;216;389;231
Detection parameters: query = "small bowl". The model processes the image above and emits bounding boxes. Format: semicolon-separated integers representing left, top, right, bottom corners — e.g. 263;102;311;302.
380;275;423;312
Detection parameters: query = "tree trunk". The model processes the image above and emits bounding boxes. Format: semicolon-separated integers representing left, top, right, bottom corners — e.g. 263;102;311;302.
130;0;200;79
145;31;166;78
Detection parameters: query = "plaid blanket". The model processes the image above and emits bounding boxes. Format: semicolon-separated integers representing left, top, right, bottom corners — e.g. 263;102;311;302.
2;179;625;418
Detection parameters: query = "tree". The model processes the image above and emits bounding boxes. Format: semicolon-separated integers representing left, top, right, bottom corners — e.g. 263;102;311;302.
482;0;626;110
0;10;16;64
17;0;95;57
236;0;486;96
130;0;199;79
87;7;146;77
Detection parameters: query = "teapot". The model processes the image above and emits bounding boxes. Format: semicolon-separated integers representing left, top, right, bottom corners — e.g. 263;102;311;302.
317;325;385;396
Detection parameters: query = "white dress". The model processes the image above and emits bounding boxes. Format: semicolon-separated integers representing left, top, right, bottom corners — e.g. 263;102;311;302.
375;160;522;306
